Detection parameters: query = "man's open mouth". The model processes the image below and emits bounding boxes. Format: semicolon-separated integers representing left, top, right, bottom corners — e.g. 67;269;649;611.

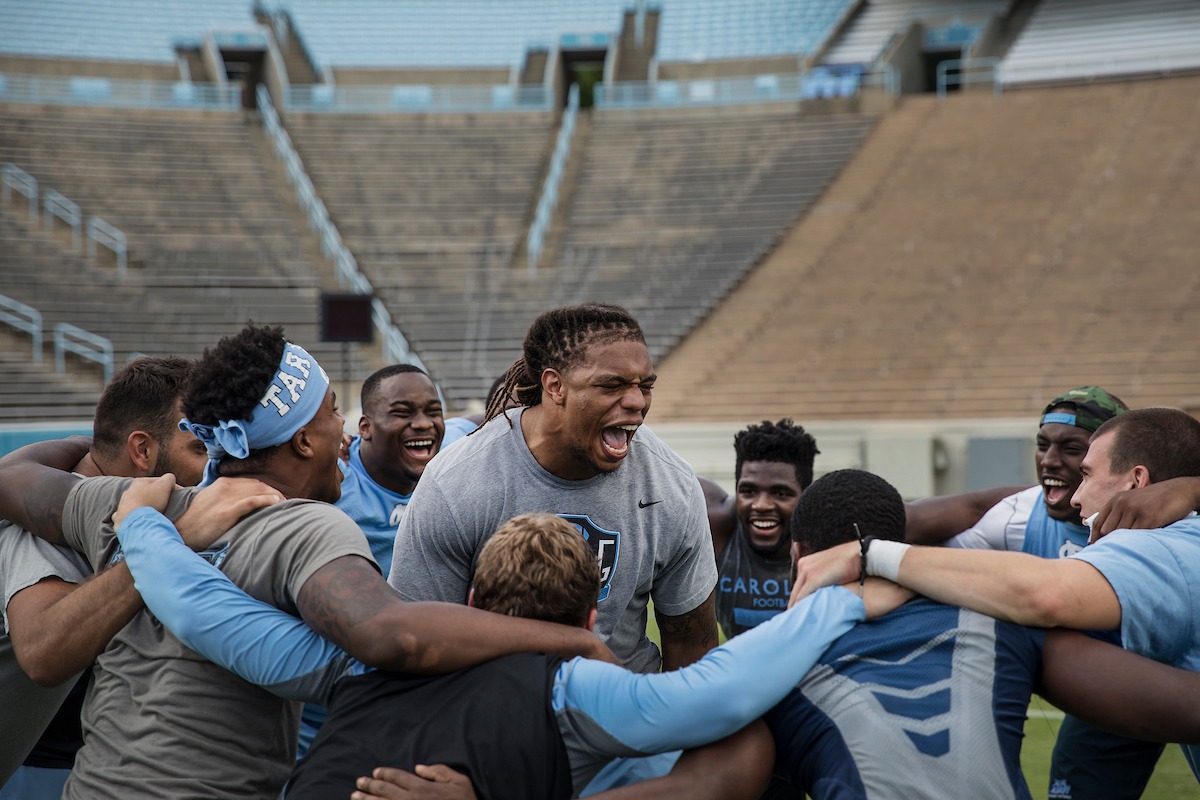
404;439;436;459
600;425;639;458
1042;476;1073;505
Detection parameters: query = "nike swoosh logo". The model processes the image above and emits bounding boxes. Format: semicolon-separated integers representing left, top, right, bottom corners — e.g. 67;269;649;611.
638;500;662;509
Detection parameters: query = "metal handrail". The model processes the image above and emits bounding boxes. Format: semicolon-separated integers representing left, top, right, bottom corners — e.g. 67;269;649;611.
0;72;241;110
2;162;37;219
54;322;113;383
87;217;129;278
936;57;1000;99
44;189;82;250
0;294;43;364
256;84;427;371
527;83;579;274
284;82;553;113
998;51;1200;87
595;66;892;108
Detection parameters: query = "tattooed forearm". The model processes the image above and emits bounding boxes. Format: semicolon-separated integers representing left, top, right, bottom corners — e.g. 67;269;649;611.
657;591;719;670
296;556;396;655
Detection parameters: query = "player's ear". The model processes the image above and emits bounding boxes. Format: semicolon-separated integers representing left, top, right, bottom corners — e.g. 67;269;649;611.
358;415;372;439
1130;464;1151;490
542;368;566;406
292;425;317;459
467;588;476;609
127;430;157;476
584;608;597;633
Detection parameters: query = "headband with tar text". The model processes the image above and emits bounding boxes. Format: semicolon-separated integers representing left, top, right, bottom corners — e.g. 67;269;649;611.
179;342;330;487
1039;385;1128;434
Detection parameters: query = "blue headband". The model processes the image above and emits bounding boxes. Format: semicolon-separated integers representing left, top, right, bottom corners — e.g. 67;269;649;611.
1040;412;1077;427
179;342;330;486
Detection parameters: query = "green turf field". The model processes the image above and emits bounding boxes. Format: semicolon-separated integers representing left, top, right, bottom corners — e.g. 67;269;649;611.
1023;696;1195;799
647;611;1195;797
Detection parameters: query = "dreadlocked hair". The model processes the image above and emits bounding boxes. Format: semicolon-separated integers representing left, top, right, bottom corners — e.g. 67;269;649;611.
184;323;286;427
734;419;820;489
482;303;645;426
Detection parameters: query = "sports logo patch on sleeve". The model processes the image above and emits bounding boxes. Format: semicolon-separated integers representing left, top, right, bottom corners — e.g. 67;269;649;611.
107;542;230;570
558;514;620;602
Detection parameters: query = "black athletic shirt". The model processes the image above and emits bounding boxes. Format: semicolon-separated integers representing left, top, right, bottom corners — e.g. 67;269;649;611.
286;653;572;800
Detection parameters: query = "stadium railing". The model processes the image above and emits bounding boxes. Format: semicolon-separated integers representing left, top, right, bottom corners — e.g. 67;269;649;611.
526;83;579;274
998;51;1200;87
936;57;1000;99
54;322;113;384
256;84;427;372
595;66;896;108
0;73;241;110
0;294;43;364
4;162;129;279
1;162;37;219
86;218;129;278
43;189;82;251
285;82;553;113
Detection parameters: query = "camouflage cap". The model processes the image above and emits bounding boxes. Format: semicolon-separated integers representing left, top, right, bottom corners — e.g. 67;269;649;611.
1040;386;1129;433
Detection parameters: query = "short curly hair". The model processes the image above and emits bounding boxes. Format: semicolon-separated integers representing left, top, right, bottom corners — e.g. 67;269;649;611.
471;514;600;627
183;324;286;427
734;419;820;489
791;469;905;554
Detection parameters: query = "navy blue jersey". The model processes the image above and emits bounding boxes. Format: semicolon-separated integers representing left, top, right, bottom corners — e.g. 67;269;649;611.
767;599;1044;799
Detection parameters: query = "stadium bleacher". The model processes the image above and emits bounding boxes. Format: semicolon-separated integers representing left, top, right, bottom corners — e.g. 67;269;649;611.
821;0;1005;66
270;0;627;72
0;0;1197;433
650;75;1200;423
655;0;853;63
0;0;255;63
999;0;1200;86
0;102;365;418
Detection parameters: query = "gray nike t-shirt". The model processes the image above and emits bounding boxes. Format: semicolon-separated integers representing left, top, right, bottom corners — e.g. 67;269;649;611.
388;409;717;674
61;476;374;800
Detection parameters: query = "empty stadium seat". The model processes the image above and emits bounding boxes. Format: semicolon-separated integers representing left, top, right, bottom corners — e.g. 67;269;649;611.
270;0;626;71
821;0;1004;67
999;0;1200;86
0;0;255;63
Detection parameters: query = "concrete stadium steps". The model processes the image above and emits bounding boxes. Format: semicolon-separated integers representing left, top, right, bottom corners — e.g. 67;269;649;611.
283;111;555;407
279;106;874;410
547;109;877;369
0;104;366;421
651;77;1200;423
1;214;339;360
0;329;102;422
286;114;551;256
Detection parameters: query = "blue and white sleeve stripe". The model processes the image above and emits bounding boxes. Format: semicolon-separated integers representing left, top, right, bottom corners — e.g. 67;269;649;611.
553;585;865;757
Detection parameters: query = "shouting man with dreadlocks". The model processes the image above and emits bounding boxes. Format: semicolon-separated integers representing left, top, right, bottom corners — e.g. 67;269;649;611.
389;303;718;669
389;304;718;790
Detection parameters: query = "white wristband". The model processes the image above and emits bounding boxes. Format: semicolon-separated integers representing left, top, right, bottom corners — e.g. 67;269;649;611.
866;540;911;582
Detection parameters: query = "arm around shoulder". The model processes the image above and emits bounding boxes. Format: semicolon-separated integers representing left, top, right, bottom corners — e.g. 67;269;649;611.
297;556;615;673
904;485;1027;546
891;545;1121;629
8;562;141;686
1040;629;1200;744
587;722;775;800
0;438;90;543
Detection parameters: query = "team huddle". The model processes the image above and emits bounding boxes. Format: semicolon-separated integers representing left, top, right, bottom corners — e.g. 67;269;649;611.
3;302;1200;800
